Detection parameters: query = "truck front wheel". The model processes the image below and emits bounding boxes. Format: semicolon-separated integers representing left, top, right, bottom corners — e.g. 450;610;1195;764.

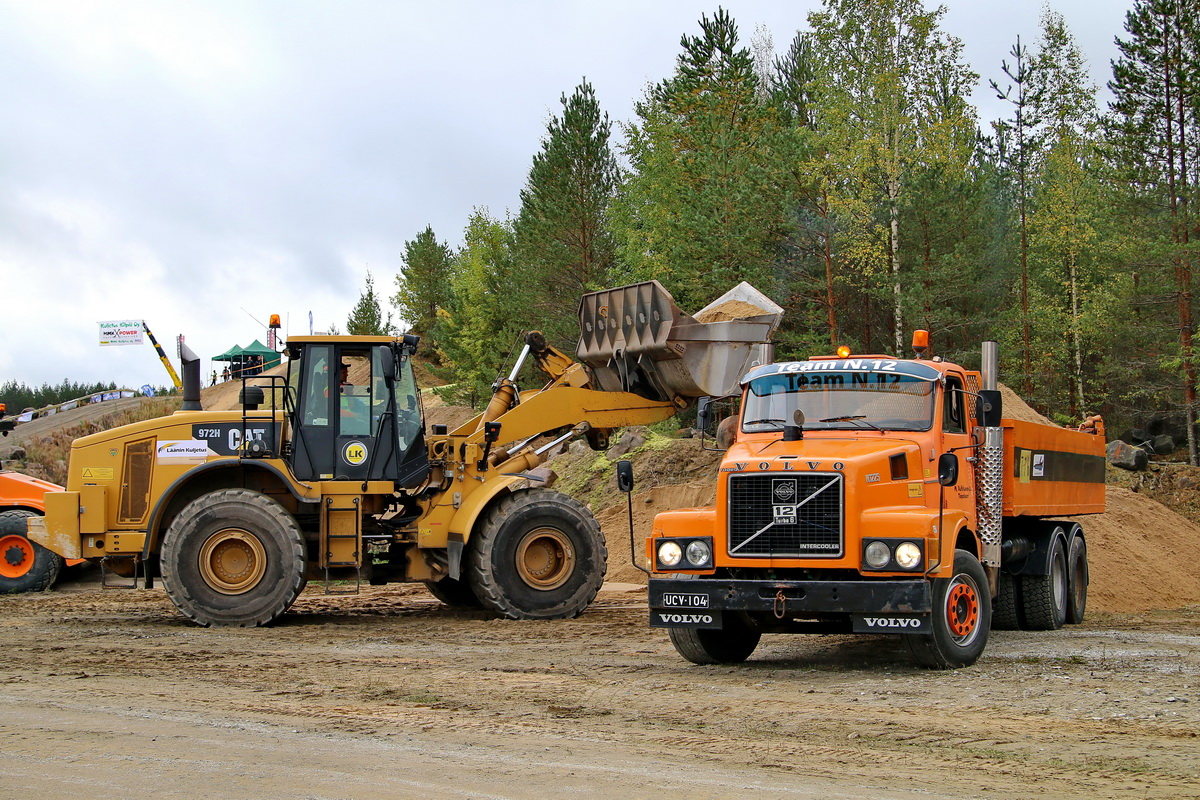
0;509;62;594
668;617;761;665
906;549;990;669
160;489;306;627
468;490;606;620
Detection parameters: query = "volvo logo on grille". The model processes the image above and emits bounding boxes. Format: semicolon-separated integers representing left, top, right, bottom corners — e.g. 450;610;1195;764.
772;478;797;501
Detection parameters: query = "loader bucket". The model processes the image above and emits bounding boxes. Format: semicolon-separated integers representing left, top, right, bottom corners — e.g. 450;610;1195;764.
577;280;783;403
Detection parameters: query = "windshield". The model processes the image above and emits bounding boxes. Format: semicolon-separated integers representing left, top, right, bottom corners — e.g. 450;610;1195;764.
742;369;936;432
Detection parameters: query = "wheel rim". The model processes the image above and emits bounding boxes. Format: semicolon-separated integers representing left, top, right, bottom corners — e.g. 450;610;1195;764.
198;529;267;594
515;527;575;590
0;534;33;579
1052;549;1068;612
945;575;981;645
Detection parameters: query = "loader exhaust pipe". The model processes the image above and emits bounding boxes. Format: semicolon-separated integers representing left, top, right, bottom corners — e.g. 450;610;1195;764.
180;340;202;411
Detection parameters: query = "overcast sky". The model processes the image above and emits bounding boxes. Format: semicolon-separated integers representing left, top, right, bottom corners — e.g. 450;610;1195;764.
1;0;1133;391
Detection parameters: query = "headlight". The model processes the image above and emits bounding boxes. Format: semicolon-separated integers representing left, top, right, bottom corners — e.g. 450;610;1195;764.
895;541;922;569
864;540;891;569
658;541;683;567
685;539;712;567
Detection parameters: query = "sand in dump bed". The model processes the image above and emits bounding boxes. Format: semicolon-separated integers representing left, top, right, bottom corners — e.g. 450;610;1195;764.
694;299;772;324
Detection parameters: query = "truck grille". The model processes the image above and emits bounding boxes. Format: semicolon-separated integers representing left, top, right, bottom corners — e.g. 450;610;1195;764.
727;473;843;558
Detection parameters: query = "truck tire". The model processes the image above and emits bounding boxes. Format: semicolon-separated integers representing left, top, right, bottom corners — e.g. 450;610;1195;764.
1020;533;1068;630
424;575;482;609
0;509;62;594
160;489;306;627
668;617;761;665
906;549;990;669
468;490;606;620
991;571;1020;630
1066;532;1088;625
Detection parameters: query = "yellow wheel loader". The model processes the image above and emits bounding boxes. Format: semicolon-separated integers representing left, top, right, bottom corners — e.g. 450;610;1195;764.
29;281;781;627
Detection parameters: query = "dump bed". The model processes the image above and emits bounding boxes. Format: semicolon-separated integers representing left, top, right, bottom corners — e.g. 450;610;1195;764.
1001;419;1105;516
576;280;783;403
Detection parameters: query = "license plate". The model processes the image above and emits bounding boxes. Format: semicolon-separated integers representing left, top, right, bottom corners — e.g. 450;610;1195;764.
660;592;709;609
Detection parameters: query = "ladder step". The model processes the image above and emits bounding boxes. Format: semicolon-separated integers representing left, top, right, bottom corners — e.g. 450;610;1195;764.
100;556;144;589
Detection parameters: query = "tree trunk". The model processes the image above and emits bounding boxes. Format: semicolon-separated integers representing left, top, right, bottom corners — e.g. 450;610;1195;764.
889;176;902;355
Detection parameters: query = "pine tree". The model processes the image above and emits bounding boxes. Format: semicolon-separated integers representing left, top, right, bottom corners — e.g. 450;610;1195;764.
432;210;523;407
990;35;1044;396
513;79;619;347
394;225;455;352
612;9;784;314
346;270;394;336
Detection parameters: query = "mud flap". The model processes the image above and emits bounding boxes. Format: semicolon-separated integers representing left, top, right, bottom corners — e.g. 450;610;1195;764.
851;614;931;634
650;609;723;629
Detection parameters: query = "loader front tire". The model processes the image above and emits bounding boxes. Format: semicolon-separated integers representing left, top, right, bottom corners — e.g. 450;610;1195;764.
160;489;306;627
0;509;62;594
424;575;483;609
468;490;606;620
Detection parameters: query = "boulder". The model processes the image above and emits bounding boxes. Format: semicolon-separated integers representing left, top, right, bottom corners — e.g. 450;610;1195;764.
1151;434;1176;455
1107;440;1149;471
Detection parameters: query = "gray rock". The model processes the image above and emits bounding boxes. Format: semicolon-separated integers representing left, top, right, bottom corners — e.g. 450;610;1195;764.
1107;440;1149;471
1151;434;1176;455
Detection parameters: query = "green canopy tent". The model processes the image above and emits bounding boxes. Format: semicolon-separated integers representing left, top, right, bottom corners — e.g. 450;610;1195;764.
212;341;280;378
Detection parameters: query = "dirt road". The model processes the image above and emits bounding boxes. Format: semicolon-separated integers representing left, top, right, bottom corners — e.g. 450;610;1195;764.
2;580;1197;799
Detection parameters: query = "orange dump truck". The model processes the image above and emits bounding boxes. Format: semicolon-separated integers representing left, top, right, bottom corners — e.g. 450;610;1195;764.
646;337;1104;668
0;470;72;593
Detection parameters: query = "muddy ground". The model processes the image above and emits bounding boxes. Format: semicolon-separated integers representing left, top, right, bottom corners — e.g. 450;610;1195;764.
2;578;1197;799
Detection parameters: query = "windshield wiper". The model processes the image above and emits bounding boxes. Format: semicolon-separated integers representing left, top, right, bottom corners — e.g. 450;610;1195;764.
744;417;787;428
818;414;882;431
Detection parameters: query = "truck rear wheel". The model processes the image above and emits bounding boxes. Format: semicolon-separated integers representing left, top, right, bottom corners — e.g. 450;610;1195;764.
468;490;605;620
424;575;482;609
991;571;1020;630
1020;533;1068;630
1066;532;1088;625
160;489;306;627
906;549;990;669
668;617;761;665
0;509;62;594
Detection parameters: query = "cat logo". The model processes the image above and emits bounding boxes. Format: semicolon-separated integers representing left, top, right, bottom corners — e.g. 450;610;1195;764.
342;441;368;466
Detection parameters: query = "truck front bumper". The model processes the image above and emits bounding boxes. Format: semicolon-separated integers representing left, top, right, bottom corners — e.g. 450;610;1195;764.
648;577;934;634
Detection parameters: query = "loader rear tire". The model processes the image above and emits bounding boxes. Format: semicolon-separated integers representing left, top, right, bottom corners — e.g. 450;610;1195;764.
424;575;482;609
468;490;605;620
0;509;62;594
160;489;306;628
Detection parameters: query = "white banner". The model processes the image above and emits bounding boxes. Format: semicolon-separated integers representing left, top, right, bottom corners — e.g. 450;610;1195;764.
156;440;209;464
99;319;144;346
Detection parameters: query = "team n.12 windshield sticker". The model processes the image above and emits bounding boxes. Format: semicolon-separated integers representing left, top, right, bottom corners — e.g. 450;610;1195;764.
342;441;368;466
743;359;942;384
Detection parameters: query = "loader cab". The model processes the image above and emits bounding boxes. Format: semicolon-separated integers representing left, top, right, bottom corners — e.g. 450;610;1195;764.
285;336;427;487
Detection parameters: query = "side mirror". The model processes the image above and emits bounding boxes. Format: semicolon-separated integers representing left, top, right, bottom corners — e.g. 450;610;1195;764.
975;389;1002;427
616;460;634;493
938;453;959;487
379;347;398;383
696;397;713;431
